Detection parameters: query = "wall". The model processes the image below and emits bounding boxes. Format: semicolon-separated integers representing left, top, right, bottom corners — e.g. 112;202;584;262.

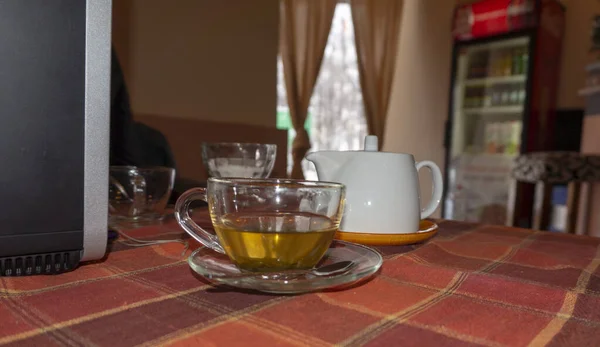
578;111;600;237
112;0;279;127
557;0;600;109
383;0;455;217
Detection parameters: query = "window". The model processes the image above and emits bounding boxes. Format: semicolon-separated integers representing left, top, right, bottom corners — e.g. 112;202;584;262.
277;3;367;180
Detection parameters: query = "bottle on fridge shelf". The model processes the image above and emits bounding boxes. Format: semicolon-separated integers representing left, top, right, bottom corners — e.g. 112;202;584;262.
517;83;526;104
521;49;529;75
500;85;510;105
491;86;501;106
503;51;513;76
478;53;487;78
467;51;489;79
490;53;502;77
492;52;502;77
467;53;478;79
477;87;485;107
484;122;499;153
505;121;522;155
473;61;482;79
499;121;516;154
496;122;506;154
483;88;492;107
466;87;484;108
466;87;480;108
477;51;489;78
512;48;523;75
467;55;477;79
508;84;519;105
473;89;479;107
485;54;493;77
464;88;472;108
491;52;500;77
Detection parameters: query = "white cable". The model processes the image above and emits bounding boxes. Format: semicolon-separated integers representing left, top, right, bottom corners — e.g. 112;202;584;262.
115;229;190;257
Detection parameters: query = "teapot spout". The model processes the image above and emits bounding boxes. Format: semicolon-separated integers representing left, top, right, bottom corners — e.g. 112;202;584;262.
305;151;350;181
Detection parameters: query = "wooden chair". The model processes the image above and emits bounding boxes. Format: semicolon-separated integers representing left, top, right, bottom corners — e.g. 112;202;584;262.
507;152;600;233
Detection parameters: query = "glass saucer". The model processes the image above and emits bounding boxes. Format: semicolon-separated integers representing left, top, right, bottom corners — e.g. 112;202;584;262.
188;240;383;294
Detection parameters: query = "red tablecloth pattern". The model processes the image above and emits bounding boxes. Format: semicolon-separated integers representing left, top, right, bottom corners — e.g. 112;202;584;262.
1;214;600;346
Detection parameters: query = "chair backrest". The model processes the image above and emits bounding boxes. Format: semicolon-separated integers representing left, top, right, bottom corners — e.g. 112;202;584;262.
135;114;289;181
512;152;600;183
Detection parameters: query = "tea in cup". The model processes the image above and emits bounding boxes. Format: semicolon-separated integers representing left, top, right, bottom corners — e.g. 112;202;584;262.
174;178;346;272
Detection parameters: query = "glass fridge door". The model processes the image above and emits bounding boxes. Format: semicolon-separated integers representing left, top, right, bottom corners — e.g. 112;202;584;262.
444;36;530;224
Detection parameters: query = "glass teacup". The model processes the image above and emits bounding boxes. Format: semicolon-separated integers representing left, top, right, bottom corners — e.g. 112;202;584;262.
174;178;345;272
201;142;277;178
109;166;175;227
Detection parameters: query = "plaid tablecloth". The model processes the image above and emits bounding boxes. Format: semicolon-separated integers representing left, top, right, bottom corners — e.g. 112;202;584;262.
1;212;600;346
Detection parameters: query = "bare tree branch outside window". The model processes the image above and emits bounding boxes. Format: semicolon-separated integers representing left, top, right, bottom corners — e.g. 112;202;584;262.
277;3;367;180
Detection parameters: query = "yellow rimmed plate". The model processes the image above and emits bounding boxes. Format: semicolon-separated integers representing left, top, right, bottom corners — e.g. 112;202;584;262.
335;220;438;246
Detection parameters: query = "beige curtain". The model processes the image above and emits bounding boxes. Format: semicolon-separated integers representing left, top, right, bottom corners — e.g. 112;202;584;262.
351;0;403;148
280;0;337;179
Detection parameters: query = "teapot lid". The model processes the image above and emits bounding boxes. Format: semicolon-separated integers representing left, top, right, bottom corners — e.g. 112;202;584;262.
364;135;379;152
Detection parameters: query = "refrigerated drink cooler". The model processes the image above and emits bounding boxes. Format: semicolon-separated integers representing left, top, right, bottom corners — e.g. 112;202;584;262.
443;0;565;226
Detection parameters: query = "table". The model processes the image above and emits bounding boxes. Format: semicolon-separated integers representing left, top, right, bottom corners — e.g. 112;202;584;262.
1;213;600;346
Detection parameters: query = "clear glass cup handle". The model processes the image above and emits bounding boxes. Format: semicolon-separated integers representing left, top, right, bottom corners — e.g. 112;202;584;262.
174;188;225;254
130;173;147;216
108;176;126;214
108;174;147;216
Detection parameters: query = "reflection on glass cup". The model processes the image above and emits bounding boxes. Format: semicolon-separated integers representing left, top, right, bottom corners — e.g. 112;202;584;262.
174;178;346;272
201;142;277;178
109;166;175;226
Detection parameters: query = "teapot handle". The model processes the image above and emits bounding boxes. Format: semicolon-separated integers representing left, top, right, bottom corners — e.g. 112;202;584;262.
415;161;444;219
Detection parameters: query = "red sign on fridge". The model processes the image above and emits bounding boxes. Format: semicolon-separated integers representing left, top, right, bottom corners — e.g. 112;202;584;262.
453;0;536;40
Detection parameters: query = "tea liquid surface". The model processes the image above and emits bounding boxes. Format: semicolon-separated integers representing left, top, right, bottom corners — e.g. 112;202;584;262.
214;212;337;272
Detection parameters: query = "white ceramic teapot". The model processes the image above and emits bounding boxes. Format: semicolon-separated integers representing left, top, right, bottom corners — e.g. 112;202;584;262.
305;136;443;234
